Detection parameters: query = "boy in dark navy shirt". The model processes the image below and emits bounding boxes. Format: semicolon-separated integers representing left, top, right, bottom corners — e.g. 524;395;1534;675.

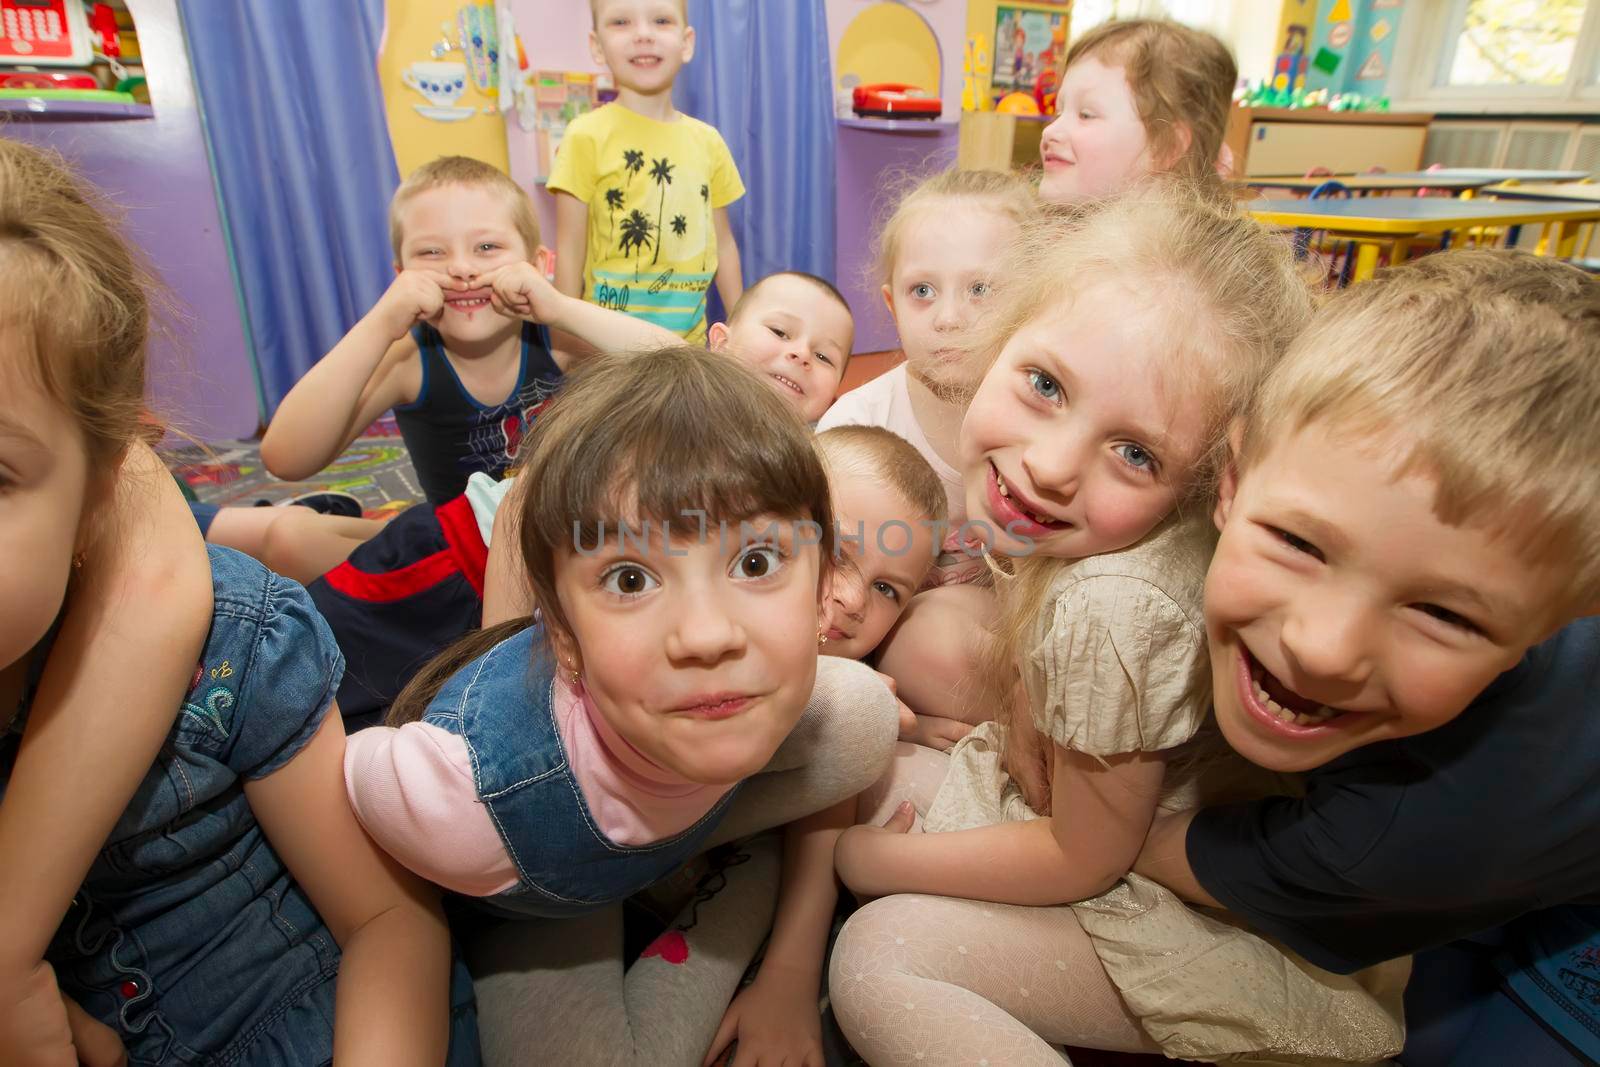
1133;251;1600;1066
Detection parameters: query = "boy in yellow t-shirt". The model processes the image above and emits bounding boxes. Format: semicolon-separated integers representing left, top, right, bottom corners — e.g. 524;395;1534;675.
549;0;745;343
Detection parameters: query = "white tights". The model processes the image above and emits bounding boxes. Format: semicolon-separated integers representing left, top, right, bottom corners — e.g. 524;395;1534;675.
828;744;1159;1067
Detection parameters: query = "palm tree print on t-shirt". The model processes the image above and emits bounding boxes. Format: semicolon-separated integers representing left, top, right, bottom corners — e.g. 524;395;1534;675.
649;157;675;266
619;209;655;280
700;184;711;270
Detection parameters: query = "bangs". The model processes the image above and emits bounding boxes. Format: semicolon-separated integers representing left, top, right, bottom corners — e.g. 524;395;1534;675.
518;346;835;567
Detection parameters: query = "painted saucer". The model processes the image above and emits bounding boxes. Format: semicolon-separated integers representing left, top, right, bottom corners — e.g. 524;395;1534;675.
414;104;475;122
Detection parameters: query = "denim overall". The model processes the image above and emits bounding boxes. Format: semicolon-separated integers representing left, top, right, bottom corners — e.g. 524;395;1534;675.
3;548;479;1066
422;626;742;918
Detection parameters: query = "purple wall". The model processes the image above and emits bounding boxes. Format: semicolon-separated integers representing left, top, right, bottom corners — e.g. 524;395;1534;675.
7;0;257;440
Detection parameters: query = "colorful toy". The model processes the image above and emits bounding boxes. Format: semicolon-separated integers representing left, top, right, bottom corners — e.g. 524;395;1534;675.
853;83;943;120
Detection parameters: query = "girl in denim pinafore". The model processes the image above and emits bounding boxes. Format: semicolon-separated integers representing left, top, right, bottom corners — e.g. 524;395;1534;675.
346;346;904;1064
0;138;477;1067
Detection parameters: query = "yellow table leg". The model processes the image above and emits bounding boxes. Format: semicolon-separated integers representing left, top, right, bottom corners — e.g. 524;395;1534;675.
1391;238;1412;265
1352;241;1381;283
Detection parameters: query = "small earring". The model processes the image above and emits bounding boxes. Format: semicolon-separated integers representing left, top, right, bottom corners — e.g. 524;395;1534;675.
71;552;86;570
566;665;581;685
817;627;828;647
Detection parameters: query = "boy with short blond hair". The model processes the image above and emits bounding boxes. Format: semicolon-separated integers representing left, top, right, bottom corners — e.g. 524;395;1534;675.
709;271;854;421
550;0;744;343
1130;250;1600;1066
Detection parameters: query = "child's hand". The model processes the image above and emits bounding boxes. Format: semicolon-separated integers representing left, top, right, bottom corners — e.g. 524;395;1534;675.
834;801;916;902
63;995;125;1067
482;261;561;323
0;961;76;1067
372;269;450;338
703;964;824;1067
900;711;973;752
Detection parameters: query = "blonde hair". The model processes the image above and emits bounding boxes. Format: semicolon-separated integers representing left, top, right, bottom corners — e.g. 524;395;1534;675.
590;0;688;27
973;183;1312;811
1240;249;1600;614
873;168;1037;288
0;137;158;462
388;155;541;261
390;345;834;724
816;425;948;530
1066;18;1237;184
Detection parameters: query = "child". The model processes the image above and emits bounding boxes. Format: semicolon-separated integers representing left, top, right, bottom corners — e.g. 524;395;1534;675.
342;346;898;1065
550;0;744;342
309;268;856;728
815;426;945;664
1123;251;1600;1066
0;138;476;1065
262;154;675;506
817;168;1035;587
1037;18;1237;204
827;187;1357;1067
709;270;854;423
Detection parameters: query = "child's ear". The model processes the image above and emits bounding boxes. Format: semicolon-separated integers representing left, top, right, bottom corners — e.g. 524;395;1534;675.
1213;421;1244;532
707;321;730;351
1214;141;1236;179
1161;123;1194;172
534;246;555;276
681;25;696;63
588;29;606;69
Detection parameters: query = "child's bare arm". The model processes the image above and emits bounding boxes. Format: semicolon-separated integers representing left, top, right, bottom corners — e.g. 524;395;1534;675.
246;709;451;1067
260;272;447;482
835;744;1167;906
0;446;211;1049
705;799;852;1067
553;192;589;300
1133;810;1222;908
712;207;744;312
482;262;677;371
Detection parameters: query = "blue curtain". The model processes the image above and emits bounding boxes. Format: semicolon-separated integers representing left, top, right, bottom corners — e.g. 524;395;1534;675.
674;0;836;321
178;0;398;420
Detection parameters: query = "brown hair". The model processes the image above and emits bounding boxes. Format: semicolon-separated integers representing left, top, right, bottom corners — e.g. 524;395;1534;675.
873;167;1037;288
1066;18;1237;184
389;155;541;262
815;425;947;530
389;344;835;724
0;136;158;462
1240;249;1600;615
971;182;1312;810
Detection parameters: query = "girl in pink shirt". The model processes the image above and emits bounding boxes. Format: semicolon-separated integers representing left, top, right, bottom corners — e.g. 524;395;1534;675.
345;344;899;1063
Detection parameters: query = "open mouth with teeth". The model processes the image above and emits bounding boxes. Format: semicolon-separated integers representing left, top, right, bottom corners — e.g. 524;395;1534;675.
1236;643;1352;733
769;373;805;398
445;289;492;314
630;55;662;69
987;463;1071;536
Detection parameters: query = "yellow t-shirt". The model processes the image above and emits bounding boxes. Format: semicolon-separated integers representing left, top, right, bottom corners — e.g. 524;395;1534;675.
547;104;745;343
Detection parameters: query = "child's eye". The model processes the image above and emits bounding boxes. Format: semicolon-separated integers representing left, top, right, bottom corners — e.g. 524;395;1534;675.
768;326;789;340
969;281;991;298
1079;110;1095;120
1268;526;1324;562
601;564;658;597
1414;603;1484;636
911;283;935;300
1115;443;1158;474
733;546;785;580
816;352;834;367
477;242;501;253
1026;369;1061;402
872;580;899;602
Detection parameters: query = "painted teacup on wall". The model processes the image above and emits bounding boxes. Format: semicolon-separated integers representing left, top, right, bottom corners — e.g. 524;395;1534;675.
403;61;468;109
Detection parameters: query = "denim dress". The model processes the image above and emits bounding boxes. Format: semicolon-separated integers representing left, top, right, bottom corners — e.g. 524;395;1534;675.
2;547;479;1067
422;626;741;918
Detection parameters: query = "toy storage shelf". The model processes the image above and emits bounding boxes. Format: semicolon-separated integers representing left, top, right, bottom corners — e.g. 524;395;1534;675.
838;117;957;134
1226;107;1433;177
0;97;154;120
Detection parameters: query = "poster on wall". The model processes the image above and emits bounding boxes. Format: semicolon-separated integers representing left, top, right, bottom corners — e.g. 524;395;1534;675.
991;6;1068;96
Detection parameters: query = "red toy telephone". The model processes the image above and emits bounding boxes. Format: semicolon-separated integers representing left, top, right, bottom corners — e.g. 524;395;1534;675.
0;0;93;66
852;83;943;120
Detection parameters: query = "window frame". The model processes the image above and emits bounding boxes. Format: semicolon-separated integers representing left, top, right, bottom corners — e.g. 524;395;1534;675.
1391;0;1600;113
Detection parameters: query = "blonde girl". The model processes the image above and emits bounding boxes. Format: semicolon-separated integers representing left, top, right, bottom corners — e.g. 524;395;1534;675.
343;345;898;1066
823;186;1405;1067
0;138;473;1065
1039;17;1239;204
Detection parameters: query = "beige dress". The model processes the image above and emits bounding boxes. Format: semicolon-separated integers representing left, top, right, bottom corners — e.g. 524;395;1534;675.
922;516;1408;1065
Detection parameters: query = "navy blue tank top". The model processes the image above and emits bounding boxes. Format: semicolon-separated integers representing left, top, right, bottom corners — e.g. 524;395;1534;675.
394;321;562;504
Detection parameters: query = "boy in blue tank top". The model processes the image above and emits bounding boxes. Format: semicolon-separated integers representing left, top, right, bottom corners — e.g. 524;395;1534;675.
262;155;677;506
